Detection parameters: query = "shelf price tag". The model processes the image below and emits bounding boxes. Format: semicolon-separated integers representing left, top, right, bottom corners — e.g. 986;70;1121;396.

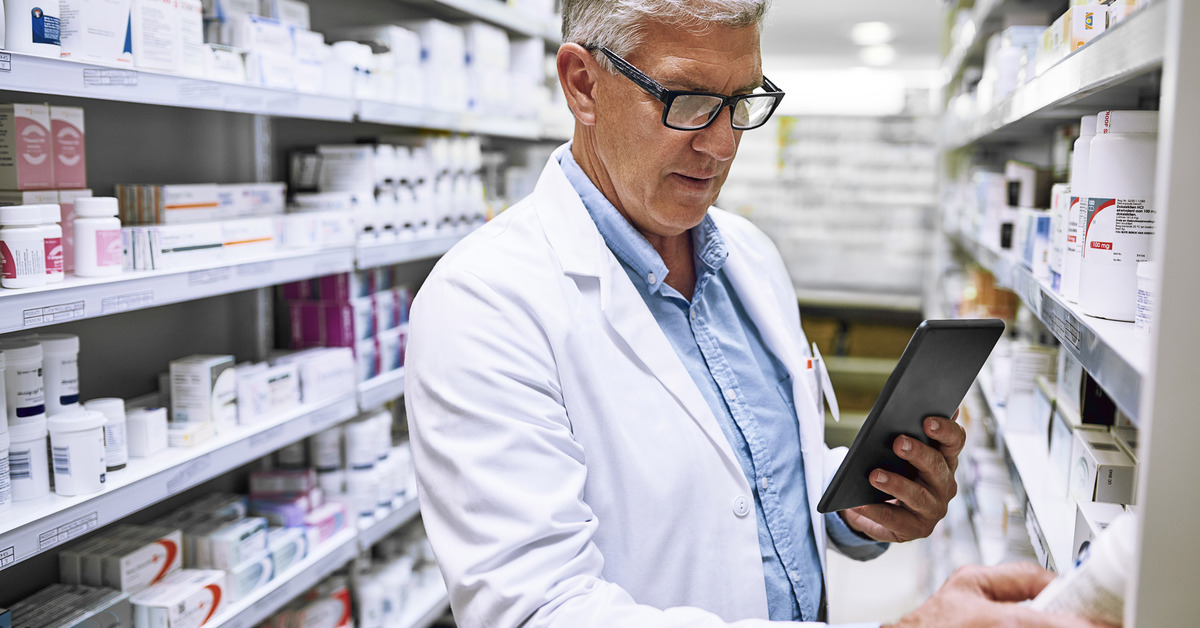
83;69;138;86
0;53;11;72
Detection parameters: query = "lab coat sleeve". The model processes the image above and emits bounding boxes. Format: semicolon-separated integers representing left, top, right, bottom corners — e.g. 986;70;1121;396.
406;268;837;628
821;447;889;561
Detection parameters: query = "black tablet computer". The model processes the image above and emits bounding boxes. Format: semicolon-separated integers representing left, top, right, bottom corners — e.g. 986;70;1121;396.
816;318;1005;514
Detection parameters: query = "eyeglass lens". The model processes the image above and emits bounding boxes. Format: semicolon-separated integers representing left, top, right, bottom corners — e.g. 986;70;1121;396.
665;93;777;130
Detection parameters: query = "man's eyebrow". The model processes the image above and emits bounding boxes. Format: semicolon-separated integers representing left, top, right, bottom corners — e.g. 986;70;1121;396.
663;77;764;94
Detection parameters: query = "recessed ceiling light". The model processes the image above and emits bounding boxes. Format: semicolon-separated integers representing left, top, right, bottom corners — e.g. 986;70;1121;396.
850;21;894;47
859;44;897;67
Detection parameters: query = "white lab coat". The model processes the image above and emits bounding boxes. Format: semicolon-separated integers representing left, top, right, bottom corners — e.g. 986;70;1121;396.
405;144;853;627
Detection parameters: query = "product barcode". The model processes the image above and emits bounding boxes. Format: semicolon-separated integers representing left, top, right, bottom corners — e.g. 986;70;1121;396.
53;446;71;476
10;450;31;480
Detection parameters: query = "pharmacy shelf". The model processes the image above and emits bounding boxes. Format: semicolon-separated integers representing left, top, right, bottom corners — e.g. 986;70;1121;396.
356;100;543;139
414;0;560;42
941;0;1005;87
944;1;1166;150
0;393;359;572
0;246;355;335
359;494;422;550
357;235;464;269
213;527;359;628
976;382;1075;571
400;580;452;628
359;368;407;411
0;52;355;120
950;231;1148;423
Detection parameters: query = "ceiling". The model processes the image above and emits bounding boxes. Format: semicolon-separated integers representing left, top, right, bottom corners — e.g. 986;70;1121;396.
760;0;945;71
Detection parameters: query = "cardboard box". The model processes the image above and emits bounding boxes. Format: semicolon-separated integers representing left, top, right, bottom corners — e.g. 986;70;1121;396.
1069;429;1136;504
132;0;182;72
269;347;356;403
170;354;237;430
1072;501;1125;566
228;552;274;601
100;529;184;593
58;0;134;64
49;107;86;189
206;517;268;570
267;526;308;574
0;104;54;190
0;190;60;205
178;0;206;77
8;584;131;628
236;362;301;425
260;0;309;29
130;569;227;628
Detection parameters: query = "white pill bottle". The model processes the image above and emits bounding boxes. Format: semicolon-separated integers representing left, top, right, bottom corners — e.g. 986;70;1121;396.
73;197;123;277
1078;111;1159;321
1062;115;1097;303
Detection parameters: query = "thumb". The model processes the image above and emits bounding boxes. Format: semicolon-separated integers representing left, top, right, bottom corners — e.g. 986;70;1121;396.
964;562;1057;603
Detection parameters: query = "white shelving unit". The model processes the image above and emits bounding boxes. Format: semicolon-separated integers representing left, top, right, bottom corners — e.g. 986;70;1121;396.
950;232;1149;422
0;394;359;570
357;234;464;269
359;368;407;412
399;579;452;628
0;247;354;335
939;1;1200;623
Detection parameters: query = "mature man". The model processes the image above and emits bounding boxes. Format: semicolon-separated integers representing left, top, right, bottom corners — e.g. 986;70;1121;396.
405;1;1108;626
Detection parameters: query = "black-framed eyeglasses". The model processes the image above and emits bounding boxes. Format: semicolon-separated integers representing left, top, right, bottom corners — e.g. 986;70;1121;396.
585;45;785;131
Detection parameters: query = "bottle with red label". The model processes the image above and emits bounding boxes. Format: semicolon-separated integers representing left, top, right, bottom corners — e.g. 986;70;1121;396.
0;204;49;289
39;204;64;283
1079;110;1159;322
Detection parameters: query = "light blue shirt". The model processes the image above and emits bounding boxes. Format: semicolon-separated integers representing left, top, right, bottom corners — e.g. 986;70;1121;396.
560;147;886;622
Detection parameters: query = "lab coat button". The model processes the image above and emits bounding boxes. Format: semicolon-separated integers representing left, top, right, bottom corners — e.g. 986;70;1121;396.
733;496;750;517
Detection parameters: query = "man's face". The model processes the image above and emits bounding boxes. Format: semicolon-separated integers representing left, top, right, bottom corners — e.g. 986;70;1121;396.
590;21;762;238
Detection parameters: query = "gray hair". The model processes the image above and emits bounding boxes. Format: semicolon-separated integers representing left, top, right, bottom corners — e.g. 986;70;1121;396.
562;0;771;72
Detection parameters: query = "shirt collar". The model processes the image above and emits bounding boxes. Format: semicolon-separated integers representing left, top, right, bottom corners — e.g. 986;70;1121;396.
558;144;728;295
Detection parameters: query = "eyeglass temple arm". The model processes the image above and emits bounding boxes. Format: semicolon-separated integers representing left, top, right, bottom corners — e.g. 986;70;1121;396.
585;45;670;102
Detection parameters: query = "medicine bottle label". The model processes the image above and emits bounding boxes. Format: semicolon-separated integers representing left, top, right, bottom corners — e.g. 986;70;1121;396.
1066;196;1085;255
8;364;46;419
1;241;48;279
45;236;63;274
0;453;11;509
95;230;123;267
55;356;80;405
1084;197;1156;263
31;7;62;45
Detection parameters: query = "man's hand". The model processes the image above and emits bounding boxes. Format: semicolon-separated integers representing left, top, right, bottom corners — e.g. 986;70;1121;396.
841;412;965;543
886;563;1116;628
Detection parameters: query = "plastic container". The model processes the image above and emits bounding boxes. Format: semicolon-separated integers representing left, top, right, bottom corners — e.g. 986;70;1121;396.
37;332;80;415
1048;183;1072;292
0;339;46;425
277;440;307;469
310;426;342;472
1030;512;1136;625
1079;111;1159;322
1135;261;1159;338
3;0;62;57
72;197;123;277
48;410;107;496
1062;115;1097;303
9;416;50;501
85;397;128;471
39;203;63;282
345;418;377;471
0;430;11;512
0;204;48;288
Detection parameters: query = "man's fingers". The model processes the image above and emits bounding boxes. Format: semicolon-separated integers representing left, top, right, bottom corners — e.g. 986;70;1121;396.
893;436;953;497
924;414;966;473
956;562;1057;602
871;468;946;521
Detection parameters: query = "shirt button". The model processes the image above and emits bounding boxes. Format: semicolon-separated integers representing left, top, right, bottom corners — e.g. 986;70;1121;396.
723;388;736;402
732;496;750;517
789;571;800;582
647;272;657;284
690;309;697;320
760;477;769;491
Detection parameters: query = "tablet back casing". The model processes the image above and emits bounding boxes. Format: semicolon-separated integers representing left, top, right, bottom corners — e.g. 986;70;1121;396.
816;319;1004;514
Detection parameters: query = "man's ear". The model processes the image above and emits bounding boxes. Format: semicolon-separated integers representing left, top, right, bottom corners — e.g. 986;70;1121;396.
557;43;600;126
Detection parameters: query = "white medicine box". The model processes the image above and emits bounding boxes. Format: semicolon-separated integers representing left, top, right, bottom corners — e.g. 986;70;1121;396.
1072;501;1125;566
1069;429;1137;505
170;355;237;433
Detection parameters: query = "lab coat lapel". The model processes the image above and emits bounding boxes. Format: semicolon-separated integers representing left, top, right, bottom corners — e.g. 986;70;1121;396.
531;145;745;476
719;224;830;574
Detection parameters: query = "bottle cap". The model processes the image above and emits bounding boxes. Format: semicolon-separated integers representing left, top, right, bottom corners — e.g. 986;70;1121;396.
0;205;45;226
1098;110;1158;135
0;340;43;362
33;333;80;354
9;416;48;441
74;197;120;218
1079;115;1097;137
84;398;126;422
48;410;106;433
